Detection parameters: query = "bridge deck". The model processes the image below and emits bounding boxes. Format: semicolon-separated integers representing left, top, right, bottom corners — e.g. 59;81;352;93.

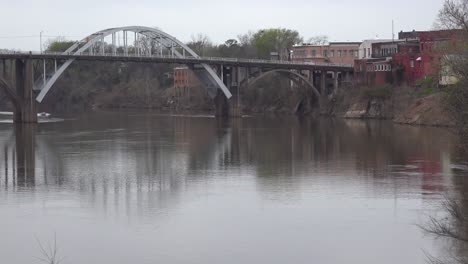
0;52;354;72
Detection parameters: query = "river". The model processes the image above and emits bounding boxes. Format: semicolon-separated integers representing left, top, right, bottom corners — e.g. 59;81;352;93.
0;111;466;264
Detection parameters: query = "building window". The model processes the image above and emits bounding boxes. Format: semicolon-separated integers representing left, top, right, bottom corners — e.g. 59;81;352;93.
324;50;328;57
355;50;359;58
368;48;371;57
330;50;334;57
312;50;316;57
343;50;347;57
337;50;342;57
410;60;415;68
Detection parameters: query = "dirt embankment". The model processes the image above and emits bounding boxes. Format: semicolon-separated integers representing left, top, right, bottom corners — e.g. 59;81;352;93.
329;86;454;127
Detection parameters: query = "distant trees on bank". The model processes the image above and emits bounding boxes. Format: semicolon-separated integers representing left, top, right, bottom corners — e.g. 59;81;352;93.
185;28;303;60
44;28;308;61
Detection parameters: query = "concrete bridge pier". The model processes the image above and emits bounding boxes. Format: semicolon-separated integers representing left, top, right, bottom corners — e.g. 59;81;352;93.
228;67;243;118
320;70;327;94
214;89;230;117
333;71;340;94
14;59;37;123
214;65;243;118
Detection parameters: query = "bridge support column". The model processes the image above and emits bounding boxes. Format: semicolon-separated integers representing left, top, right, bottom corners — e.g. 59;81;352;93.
229;67;242;118
344;71;352;87
215;66;243;118
14;59;37;123
333;71;339;93
214;90;230;117
320;70;326;94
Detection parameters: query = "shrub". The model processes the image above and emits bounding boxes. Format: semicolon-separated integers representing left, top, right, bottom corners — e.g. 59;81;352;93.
361;85;393;100
416;76;436;89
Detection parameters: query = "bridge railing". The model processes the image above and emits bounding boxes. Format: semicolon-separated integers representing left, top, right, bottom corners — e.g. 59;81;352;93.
0;50;354;68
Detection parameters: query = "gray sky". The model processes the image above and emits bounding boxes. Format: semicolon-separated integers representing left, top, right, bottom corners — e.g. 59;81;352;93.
0;0;445;51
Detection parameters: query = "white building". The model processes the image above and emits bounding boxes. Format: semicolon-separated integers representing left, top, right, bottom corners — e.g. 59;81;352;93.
358;39;394;59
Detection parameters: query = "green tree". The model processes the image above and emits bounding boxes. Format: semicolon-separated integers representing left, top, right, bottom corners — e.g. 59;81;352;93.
252;28;303;60
45;37;76;52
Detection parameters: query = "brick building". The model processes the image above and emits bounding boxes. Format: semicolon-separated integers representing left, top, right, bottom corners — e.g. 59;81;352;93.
173;67;200;97
355;29;462;87
292;42;361;65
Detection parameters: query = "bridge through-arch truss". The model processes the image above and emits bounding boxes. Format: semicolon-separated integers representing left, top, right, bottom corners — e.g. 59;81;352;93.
35;26;232;103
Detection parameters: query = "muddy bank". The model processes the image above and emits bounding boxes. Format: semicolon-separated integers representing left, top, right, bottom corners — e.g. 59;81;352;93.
328;86;454;127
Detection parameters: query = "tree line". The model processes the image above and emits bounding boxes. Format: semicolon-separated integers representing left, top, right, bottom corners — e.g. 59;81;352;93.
45;28;329;61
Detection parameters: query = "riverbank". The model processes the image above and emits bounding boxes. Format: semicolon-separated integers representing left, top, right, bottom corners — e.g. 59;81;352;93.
0;76;454;127
328;86;454;127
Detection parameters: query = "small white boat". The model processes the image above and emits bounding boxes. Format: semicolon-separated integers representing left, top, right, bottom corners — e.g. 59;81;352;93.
37;112;51;118
0;111;51;118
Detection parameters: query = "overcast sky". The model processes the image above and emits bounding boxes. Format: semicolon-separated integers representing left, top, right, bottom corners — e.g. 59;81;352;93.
0;0;445;51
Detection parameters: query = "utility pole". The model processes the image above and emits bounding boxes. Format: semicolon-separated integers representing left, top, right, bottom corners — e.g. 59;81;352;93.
40;31;43;53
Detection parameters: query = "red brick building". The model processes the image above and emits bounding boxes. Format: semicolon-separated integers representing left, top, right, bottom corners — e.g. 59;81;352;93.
354;58;393;86
173;67;200;97
355;29;462;87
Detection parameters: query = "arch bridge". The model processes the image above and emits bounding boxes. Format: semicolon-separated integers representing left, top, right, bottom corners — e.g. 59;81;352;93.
0;26;353;123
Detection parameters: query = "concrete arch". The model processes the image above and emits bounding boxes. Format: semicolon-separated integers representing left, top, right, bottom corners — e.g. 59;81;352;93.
35;26;231;103
246;69;321;98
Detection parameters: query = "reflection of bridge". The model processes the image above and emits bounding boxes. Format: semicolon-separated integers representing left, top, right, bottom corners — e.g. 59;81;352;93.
0;26;354;123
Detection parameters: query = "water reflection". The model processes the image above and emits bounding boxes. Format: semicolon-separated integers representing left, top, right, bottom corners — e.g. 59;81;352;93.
0;115;455;195
2;124;36;189
0;112;462;264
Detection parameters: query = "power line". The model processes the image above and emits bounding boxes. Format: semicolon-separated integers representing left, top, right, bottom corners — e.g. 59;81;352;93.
0;35;82;39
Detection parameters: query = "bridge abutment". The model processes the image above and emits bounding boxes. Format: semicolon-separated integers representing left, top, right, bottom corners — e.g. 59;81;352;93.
14;59;37;123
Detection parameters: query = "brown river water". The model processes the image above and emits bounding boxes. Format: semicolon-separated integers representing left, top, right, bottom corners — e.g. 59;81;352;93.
0;111;467;264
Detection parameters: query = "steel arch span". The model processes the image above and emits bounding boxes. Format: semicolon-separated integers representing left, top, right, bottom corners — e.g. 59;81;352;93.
246;69;321;98
35;26;232;103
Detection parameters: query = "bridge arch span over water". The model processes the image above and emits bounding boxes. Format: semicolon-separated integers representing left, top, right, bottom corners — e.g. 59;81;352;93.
35;26;232;103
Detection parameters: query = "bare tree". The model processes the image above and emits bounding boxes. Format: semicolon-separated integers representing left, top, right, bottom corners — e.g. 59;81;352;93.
187;33;213;56
420;3;468;263
436;0;468;30
420;196;468;264
237;31;255;46
307;35;329;45
436;0;468;146
35;234;63;264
